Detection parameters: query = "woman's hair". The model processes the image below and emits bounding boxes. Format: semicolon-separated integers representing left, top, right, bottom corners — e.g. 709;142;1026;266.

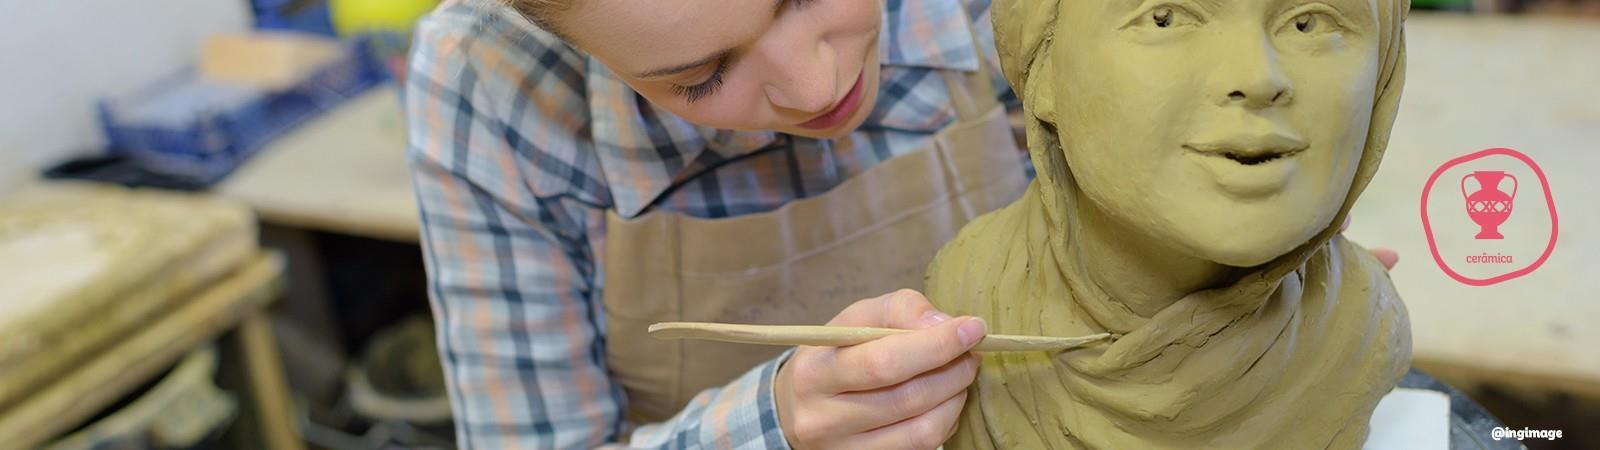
506;0;575;39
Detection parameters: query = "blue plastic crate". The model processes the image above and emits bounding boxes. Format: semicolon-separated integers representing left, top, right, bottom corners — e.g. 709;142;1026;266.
98;41;386;184
253;0;336;36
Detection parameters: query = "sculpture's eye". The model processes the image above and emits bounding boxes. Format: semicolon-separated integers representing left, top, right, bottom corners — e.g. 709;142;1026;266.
1144;5;1198;29
1280;10;1344;38
1153;7;1174;28
1293;13;1319;33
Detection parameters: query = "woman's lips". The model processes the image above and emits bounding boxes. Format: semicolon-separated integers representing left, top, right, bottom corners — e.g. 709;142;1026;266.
797;72;867;130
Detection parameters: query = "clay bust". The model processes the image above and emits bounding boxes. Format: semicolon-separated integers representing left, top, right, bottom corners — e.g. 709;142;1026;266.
923;0;1412;448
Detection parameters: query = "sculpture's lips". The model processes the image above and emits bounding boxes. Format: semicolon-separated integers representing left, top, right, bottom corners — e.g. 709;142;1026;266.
1183;133;1309;198
1182;133;1308;165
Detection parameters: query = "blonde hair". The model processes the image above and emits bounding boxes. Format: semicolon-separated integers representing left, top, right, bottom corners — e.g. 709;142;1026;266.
506;0;575;38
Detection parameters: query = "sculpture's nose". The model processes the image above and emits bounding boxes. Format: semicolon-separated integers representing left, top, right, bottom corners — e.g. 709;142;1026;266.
1212;31;1293;109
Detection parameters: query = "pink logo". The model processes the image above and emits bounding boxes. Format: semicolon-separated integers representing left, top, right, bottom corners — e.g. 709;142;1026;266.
1421;148;1558;286
1461;171;1517;240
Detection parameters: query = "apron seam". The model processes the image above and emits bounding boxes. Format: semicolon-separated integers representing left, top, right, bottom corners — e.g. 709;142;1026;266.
670;213;687;412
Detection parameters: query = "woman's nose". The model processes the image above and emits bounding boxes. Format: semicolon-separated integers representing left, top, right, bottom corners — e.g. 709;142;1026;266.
1212;32;1293;109
757;37;839;114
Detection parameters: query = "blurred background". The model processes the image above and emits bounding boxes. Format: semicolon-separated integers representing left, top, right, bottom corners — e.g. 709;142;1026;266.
0;0;1595;449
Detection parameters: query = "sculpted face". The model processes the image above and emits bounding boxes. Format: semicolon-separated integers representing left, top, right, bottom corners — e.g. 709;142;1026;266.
1048;0;1382;267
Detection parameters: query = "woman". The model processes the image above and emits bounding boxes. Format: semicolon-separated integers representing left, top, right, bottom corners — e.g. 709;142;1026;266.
405;0;1027;447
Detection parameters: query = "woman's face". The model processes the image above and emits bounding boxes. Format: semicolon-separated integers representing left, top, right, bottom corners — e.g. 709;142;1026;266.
561;0;884;139
1052;0;1382;267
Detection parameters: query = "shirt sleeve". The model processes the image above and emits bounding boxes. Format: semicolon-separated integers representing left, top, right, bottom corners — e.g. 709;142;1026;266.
621;352;794;450
405;5;793;449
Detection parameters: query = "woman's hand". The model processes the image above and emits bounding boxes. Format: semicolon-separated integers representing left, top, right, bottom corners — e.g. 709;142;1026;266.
1370;247;1399;270
774;289;985;450
1340;215;1399;270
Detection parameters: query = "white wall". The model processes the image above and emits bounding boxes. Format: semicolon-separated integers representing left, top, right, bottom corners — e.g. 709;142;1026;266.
0;0;252;174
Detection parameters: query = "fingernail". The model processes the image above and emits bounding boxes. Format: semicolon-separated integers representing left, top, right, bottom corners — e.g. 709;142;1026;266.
921;310;953;325
957;317;986;347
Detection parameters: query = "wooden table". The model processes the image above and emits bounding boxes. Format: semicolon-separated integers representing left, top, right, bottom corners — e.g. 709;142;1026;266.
0;253;302;450
218;85;418;242
1345;13;1600;396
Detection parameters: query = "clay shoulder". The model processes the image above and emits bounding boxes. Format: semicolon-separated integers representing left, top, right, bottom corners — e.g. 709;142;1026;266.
1327;236;1407;314
923;198;1033;315
1324;236;1413;357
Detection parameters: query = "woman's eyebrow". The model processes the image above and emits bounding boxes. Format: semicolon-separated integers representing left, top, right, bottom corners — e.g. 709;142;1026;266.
635;49;731;79
632;0;784;79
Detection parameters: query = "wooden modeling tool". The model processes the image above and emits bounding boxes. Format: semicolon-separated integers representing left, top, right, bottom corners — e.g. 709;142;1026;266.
648;322;1117;353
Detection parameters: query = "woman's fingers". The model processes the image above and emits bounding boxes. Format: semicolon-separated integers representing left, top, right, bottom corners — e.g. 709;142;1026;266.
846;389;970;450
1370;247;1399;270
824;316;985;392
778;290;982;449
824;353;979;433
1338;215;1399;271
827;289;952;329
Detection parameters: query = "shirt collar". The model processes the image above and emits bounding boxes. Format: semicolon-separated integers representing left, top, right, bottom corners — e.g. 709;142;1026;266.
878;0;982;72
591;0;981;218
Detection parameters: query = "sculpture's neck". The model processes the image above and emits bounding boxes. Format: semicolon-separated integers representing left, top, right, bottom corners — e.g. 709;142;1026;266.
1063;189;1236;324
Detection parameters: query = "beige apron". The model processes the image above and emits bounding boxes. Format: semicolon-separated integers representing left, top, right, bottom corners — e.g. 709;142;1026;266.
601;46;1027;426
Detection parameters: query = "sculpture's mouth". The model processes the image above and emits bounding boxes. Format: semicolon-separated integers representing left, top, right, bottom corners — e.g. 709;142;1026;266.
1184;128;1305;162
1182;135;1308;166
1218;148;1303;165
1182;135;1309;198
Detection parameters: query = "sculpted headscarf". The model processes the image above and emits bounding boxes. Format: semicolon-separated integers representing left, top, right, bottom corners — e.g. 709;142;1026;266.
922;0;1413;448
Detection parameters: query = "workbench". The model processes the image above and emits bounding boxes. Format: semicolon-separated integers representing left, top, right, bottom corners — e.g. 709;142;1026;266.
218;85;417;243
213;14;1600;397
0;183;303;449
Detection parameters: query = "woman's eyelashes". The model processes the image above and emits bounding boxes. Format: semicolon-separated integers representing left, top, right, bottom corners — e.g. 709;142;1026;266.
670;0;818;103
671;57;729;104
785;0;819;12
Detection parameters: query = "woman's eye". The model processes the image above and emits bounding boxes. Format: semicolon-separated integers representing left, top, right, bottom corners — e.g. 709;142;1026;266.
779;0;818;15
671;59;729;104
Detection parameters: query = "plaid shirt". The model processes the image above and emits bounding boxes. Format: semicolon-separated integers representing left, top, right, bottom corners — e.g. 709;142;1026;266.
406;0;1016;448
